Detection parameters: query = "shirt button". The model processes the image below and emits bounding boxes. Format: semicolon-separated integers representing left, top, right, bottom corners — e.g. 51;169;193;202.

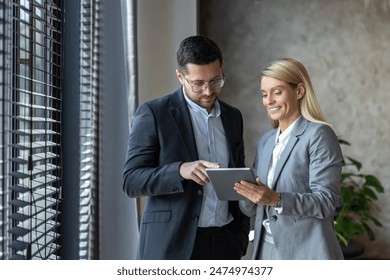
197;189;203;195
192;215;199;221
270;215;278;222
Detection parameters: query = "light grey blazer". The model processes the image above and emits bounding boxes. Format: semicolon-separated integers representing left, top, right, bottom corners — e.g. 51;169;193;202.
240;117;344;259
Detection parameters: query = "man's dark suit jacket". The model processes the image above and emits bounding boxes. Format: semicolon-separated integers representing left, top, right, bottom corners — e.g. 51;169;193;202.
123;88;250;259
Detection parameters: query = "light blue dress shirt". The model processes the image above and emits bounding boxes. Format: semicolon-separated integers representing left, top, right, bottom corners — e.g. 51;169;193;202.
182;88;233;227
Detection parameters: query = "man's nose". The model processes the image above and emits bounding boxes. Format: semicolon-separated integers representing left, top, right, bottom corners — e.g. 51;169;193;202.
203;84;213;95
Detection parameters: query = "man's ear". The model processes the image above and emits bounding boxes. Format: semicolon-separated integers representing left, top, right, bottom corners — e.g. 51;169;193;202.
176;70;185;85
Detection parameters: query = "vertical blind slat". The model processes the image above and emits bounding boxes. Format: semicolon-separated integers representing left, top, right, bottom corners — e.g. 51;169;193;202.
0;0;13;260
78;0;100;260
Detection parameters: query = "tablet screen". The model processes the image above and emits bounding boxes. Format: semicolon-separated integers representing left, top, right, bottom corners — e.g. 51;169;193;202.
205;167;256;201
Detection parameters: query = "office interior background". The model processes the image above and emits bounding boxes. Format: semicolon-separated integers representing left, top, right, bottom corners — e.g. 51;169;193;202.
1;0;389;260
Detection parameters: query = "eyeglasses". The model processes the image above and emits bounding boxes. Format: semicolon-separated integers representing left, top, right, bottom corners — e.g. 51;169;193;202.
181;73;225;93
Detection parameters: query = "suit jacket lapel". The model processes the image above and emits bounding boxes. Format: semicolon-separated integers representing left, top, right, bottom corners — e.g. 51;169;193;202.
271;136;298;189
271;117;309;188
168;89;198;161
260;132;276;183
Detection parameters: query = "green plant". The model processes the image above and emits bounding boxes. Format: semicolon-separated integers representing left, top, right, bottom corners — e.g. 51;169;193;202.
334;138;385;246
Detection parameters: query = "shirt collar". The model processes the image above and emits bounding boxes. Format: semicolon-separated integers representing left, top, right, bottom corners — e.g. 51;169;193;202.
275;116;301;145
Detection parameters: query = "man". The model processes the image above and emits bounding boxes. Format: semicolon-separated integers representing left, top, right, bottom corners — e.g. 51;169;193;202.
122;35;249;260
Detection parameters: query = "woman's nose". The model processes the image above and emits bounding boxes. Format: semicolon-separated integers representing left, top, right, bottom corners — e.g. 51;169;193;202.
265;94;274;105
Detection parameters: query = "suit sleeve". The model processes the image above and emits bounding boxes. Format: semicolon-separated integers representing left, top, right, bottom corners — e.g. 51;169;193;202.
122;102;184;197
281;125;343;219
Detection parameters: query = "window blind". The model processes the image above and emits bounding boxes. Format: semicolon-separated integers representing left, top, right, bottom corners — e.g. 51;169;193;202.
7;0;63;260
78;0;100;260
0;0;12;260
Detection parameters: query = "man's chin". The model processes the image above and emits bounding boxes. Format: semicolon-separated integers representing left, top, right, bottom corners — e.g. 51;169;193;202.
201;102;216;111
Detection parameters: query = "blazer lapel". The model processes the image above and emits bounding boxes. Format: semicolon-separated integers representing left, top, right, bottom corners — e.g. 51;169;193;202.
168;89;198;161
271;136;298;189
271;117;310;188
260;132;276;183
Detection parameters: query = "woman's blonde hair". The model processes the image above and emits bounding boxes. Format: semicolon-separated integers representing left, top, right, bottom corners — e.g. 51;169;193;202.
260;57;331;128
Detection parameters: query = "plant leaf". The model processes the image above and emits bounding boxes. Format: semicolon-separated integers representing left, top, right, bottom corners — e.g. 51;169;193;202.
362;222;375;241
345;156;362;170
365;175;385;193
361;186;378;200
338;138;351;146
370;216;383;227
337;234;349;246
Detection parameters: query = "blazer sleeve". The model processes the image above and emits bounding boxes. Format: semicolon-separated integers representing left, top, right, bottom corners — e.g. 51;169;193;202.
280;124;343;219
122;102;184;197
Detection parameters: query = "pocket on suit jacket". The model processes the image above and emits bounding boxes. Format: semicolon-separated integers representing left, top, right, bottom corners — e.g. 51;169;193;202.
142;210;171;224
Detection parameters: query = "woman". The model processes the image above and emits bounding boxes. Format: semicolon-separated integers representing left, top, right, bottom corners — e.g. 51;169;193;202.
234;58;344;259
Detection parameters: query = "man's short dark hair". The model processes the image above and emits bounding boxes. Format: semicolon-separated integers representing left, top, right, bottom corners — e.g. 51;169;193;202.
176;35;223;73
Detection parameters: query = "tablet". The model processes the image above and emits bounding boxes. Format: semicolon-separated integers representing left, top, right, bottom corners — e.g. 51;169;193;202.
205;167;257;201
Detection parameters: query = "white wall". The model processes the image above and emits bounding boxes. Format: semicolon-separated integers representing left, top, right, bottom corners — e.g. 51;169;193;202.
137;0;198;103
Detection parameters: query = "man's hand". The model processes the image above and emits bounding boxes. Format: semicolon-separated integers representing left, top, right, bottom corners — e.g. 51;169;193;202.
179;160;220;185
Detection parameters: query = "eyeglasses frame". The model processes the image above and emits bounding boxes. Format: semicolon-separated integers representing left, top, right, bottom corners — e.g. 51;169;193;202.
180;71;225;94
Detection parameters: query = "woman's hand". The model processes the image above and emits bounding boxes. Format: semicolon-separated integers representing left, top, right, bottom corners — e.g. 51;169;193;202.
234;178;279;206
